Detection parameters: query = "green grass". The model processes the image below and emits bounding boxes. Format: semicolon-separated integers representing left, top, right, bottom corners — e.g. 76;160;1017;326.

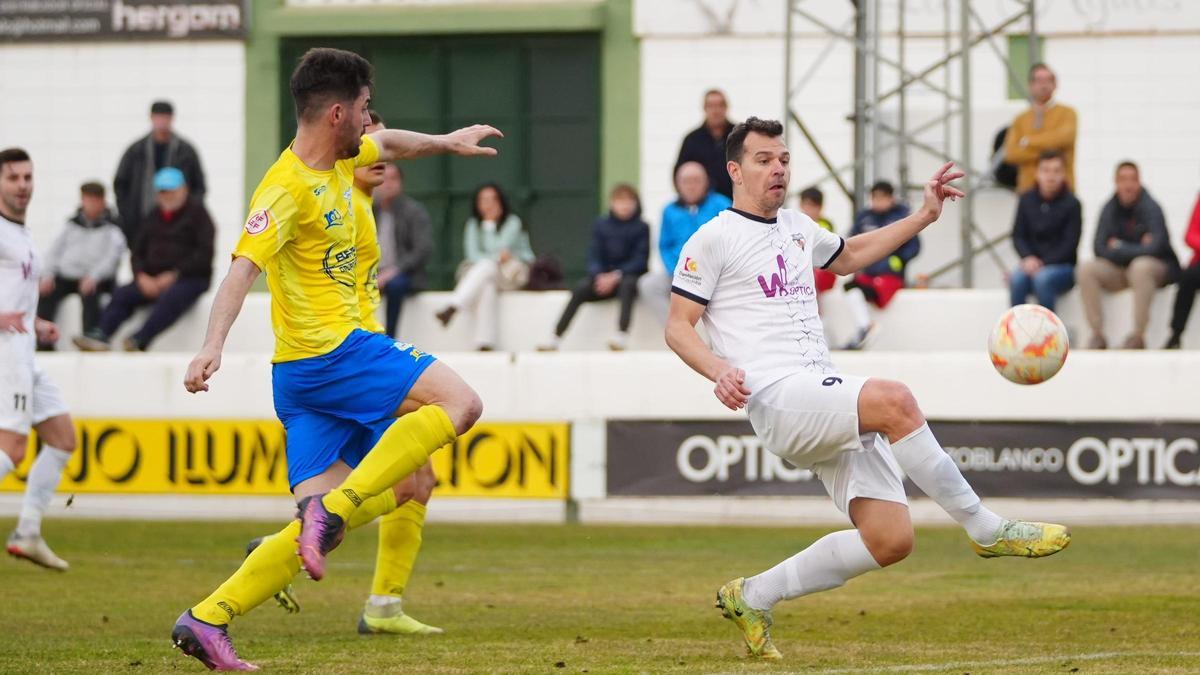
2;519;1199;673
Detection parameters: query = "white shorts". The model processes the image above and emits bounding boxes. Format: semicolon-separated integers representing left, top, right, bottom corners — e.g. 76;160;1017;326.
0;358;69;435
747;372;906;513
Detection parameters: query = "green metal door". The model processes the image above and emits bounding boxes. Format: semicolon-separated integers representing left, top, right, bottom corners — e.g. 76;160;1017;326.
280;35;601;288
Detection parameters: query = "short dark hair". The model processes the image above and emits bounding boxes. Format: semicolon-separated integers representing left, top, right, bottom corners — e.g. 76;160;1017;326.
703;89;727;103
368;109;383;126
870;180;895;196
1037;150;1065;166
1115;160;1139;176
0;147;30;173
1028;62;1054;81
799;186;823;205
290;48;374;123
610;183;642;216
80;181;105;198
725;117;784;163
150;100;174;115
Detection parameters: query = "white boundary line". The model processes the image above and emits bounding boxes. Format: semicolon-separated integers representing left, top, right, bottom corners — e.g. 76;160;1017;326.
802;650;1200;674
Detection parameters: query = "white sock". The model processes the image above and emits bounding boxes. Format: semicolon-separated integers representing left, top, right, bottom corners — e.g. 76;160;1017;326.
16;446;72;537
890;424;1004;544
844;287;872;332
0;451;14;483
741;530;880;611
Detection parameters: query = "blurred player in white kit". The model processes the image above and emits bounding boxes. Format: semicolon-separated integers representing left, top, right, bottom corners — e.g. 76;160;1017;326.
0;148;79;571
664;119;1071;660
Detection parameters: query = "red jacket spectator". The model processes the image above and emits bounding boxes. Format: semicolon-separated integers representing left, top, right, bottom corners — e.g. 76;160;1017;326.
1166;194;1200;348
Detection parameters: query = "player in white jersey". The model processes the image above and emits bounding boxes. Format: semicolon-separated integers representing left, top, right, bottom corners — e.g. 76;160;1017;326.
0;148;78;571
665;119;1071;660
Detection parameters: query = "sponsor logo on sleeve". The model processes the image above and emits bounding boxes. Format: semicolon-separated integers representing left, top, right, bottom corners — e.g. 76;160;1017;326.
245;209;271;235
678;257;702;284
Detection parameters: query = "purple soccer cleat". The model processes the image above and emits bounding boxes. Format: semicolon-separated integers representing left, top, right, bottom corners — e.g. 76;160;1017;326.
295;494;346;581
171;610;259;671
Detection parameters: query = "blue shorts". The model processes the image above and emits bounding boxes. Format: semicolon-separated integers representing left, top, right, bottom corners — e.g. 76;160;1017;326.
273;329;437;489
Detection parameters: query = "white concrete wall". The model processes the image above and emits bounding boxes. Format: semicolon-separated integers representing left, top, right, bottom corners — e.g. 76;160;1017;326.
635;0;1200;286
0;41;246;275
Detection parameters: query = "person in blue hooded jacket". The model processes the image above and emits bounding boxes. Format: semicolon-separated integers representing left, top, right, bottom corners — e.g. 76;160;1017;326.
540;184;649;351
639;161;732;324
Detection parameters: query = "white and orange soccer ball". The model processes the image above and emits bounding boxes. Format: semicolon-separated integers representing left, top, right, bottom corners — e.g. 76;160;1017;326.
987;304;1069;385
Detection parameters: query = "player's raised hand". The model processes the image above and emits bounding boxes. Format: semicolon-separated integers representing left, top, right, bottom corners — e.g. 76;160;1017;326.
919;161;966;222
714;367;751;411
184;347;222;393
445;125;503;156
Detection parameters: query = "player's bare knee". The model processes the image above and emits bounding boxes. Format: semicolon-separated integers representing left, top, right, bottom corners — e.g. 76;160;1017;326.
881;381;924;437
448;388;483;436
861;524;913;567
2;443;26;466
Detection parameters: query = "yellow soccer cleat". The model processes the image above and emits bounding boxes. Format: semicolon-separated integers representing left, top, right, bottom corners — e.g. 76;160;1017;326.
715;578;783;660
358;605;445;636
972;520;1071;559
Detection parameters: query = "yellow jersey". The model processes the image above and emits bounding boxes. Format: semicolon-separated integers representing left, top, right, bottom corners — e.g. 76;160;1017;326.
234;135;381;363
352;184;385;335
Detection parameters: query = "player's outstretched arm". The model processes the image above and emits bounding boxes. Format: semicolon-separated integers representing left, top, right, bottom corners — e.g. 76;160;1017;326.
665;293;751;411
827;161;965;276
370;125;503;162
184;257;261;394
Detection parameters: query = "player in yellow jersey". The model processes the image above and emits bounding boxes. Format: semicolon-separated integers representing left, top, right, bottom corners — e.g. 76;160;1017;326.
246;110;443;636
170;48;499;670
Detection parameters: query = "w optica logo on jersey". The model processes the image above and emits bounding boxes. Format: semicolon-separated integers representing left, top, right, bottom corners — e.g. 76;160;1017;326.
757;254;813;298
244;209;271;236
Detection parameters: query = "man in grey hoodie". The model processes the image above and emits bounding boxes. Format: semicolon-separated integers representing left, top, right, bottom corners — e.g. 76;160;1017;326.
35;182;126;350
1077;161;1180;349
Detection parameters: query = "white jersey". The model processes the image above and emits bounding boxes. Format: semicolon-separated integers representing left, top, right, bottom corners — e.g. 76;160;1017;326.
671;207;845;394
0;212;38;362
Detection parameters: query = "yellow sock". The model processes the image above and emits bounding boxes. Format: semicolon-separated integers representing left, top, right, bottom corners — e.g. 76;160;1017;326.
192;520;301;626
348;488;398;531
372;500;427;597
322;405;455;520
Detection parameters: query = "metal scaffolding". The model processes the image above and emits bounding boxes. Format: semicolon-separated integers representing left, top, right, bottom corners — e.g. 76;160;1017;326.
783;0;1038;287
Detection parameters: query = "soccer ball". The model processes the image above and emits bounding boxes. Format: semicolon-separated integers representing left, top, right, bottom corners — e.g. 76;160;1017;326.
987;304;1069;385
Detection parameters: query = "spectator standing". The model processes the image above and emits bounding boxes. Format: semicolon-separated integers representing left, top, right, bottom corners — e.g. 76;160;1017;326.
1008;151;1082;311
435;183;533;351
540;184;650;351
842;181;918;350
1078;161;1179;350
35;182;126;350
675;89;735;199
799;186;838;297
374;163;433;337
1003;63;1077;194
639;161;731;324
113;100;207;250
1164;191;1200;349
74;168;214;351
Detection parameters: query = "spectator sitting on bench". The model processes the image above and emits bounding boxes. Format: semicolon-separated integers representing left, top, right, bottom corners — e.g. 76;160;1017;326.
800;186;838;301
36;181;125;351
1077;161;1179;350
1164;188;1200;349
73;168;214;352
842;180;918;350
638;161;730;325
539;184;650;352
1008;150;1081;312
435;182;534;351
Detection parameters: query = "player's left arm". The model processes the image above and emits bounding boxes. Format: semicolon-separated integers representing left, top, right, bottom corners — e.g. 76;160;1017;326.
828;162;964;276
369;125;503;163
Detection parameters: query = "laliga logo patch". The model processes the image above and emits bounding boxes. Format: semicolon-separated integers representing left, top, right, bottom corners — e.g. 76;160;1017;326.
245;209;271;235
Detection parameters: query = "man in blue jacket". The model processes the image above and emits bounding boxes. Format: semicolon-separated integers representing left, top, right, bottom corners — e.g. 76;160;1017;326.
842;181;918;349
541;184;650;351
639;162;732;324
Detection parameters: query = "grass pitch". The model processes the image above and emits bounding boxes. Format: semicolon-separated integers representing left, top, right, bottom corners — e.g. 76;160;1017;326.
1;518;1199;673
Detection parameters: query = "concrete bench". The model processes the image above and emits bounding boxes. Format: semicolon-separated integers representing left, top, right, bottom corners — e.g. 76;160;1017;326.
41;284;1197;353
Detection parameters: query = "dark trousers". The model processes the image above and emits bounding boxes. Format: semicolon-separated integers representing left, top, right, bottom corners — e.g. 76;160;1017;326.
383;273;413;338
1170;264;1200;336
98;276;210;348
36;276;115;350
554;274;639;337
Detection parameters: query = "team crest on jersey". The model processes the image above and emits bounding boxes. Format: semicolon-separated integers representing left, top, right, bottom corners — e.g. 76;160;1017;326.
792;233;806;250
245;209;271;235
313;185;327;197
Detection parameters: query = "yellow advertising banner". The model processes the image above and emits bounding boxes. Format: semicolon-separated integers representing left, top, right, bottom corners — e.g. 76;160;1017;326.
0;419;569;499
